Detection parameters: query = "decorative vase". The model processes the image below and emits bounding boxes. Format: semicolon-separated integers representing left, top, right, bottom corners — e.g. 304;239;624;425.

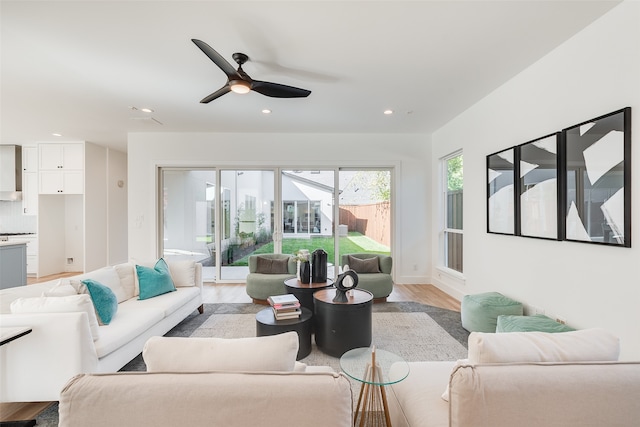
300;261;311;284
311;249;328;283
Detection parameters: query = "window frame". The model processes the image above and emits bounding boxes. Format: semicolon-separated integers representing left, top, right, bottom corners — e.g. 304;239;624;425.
440;150;464;276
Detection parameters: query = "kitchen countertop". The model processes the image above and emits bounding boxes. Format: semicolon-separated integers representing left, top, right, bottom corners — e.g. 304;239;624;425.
0;240;28;247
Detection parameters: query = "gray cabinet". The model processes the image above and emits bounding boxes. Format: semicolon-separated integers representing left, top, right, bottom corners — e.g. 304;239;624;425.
0;242;27;288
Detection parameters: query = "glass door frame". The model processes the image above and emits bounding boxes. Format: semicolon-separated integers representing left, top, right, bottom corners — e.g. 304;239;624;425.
158;165;395;283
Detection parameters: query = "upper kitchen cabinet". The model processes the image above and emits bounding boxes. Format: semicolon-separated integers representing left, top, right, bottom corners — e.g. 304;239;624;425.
39;143;84;194
39;143;84;170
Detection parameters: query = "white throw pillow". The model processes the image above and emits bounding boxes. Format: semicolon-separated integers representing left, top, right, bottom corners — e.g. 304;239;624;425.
467;328;620;364
113;263;136;297
166;259;196;287
10;294;100;341
42;279;77;297
75;267;132;303
143;332;299;373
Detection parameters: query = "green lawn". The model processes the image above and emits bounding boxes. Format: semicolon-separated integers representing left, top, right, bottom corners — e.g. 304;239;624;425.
232;232;389;265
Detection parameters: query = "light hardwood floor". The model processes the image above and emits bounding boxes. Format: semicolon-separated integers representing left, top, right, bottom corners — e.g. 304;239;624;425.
1;275;459;422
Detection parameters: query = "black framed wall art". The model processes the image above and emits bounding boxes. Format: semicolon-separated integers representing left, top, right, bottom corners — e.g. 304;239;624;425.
517;133;561;240
562;107;631;247
487;147;516;235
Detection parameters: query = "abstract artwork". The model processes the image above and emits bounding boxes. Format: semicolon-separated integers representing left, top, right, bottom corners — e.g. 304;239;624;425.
487;148;515;235
518;133;561;240
563;107;631;247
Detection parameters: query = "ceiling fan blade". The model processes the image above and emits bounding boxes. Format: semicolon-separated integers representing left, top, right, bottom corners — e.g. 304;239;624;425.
251;80;311;98
192;39;241;79
200;85;231;103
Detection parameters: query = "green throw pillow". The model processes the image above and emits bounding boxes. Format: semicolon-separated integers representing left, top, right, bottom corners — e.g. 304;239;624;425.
136;258;176;300
82;279;118;325
496;314;576;333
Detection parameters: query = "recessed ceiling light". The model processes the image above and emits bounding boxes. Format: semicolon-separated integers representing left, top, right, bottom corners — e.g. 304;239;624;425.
384;109;394;115
140;108;154;113
262;109;272;114
52;133;62;137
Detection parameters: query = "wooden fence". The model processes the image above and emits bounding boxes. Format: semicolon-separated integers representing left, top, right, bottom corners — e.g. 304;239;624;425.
339;202;390;247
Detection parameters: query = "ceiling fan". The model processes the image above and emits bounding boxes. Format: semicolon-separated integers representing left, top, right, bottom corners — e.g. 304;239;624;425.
192;39;311;103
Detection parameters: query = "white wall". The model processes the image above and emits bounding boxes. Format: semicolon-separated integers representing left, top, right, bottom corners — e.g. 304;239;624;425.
431;2;640;359
127;133;431;284
107;148;128;265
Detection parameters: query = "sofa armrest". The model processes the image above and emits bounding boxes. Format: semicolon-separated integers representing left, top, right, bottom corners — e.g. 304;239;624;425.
449;362;640;427
0;312;98;402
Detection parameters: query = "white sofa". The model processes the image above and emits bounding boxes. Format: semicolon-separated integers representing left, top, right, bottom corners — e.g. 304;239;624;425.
387;329;640;427
0;259;203;402
58;332;354;427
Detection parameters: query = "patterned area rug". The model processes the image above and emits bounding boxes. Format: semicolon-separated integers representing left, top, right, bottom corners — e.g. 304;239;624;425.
36;302;468;425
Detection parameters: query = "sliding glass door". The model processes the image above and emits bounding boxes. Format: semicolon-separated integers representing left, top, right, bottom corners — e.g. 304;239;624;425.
160;169;216;281
338;169;391;269
281;170;335;277
160;166;392;283
219;170;275;281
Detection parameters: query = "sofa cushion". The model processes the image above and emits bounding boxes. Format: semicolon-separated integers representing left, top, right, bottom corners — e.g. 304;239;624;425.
93;306;165;359
136;258;176;300
76;267;133;303
82;279;119;325
10;294;100;340
468;328;620;364
388;361;455;427
143;332;299;373
348;255;381;273
496;314;575;333
42;280;77;297
122;287;200;318
256;256;290;274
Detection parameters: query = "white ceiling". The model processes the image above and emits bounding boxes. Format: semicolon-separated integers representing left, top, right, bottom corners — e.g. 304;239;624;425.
1;0;620;152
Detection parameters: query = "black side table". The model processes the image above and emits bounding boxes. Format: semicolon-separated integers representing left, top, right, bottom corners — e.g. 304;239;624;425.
284;278;333;312
313;288;373;357
255;307;313;360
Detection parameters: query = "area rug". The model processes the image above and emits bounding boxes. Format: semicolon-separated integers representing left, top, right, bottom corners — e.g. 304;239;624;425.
36;302;468;425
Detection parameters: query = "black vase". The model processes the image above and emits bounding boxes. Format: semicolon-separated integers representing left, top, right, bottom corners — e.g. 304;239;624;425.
300;261;311;284
311;249;328;283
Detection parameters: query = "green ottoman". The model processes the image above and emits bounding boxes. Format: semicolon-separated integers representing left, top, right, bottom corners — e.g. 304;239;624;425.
496;314;575;333
461;292;523;332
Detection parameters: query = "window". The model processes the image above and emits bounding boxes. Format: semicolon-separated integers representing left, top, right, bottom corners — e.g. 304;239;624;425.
442;152;463;273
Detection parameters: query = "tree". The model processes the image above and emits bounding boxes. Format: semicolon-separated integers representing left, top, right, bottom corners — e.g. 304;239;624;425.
447;155;463;191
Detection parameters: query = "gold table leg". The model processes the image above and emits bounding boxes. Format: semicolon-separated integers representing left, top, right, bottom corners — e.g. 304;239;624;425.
353;348;393;427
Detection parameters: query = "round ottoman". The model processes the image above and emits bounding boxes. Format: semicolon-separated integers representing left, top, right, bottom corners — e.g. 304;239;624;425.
461;292;523;332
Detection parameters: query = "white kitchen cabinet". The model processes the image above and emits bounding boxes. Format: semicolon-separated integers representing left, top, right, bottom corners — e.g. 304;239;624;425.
39;143;84;171
22;171;38;214
39;170;83;194
22;145;38;215
22;145;38;173
38;143;84;194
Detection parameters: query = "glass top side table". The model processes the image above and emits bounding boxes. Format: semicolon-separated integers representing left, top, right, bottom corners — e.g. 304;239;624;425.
340;346;410;426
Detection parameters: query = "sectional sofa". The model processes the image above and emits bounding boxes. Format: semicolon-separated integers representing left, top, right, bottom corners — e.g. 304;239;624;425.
0;259;203;402
387;328;640;427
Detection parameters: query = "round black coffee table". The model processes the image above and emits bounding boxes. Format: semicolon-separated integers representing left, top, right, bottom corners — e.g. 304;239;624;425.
284;278;333;312
313;288;373;357
255;307;313;360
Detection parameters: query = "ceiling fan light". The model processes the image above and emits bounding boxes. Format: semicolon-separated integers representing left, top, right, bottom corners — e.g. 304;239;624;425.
230;81;251;94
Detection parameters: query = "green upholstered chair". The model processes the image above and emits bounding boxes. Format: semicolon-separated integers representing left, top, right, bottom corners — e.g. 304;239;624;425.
340;253;393;301
245;254;296;303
